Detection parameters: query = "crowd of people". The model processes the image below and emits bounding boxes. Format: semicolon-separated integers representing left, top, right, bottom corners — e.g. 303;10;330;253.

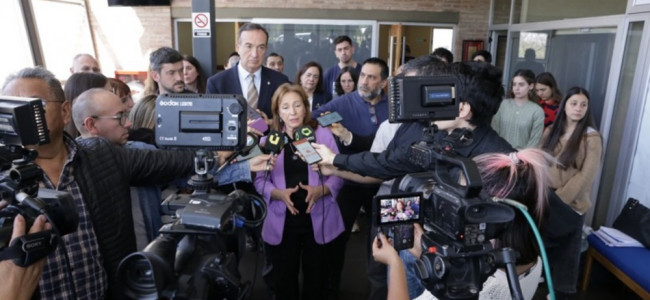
0;22;603;300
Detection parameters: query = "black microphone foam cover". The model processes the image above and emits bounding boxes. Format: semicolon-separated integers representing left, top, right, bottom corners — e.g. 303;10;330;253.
293;125;316;142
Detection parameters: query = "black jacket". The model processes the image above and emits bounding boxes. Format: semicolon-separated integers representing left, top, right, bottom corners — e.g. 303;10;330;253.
73;137;194;298
333;122;515;180
205;65;290;117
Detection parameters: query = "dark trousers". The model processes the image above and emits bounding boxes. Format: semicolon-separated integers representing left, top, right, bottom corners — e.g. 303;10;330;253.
328;184;379;298
266;229;328;300
543;191;585;294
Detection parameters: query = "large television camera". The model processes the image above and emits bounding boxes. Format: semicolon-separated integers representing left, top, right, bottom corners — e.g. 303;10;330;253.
117;94;265;300
384;77;523;300
0;96;78;267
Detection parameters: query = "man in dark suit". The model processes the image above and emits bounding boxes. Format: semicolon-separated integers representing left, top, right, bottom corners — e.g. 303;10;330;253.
206;23;289;117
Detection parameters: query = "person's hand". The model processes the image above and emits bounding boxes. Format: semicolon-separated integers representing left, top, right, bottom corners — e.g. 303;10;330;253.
372;232;401;267
314;163;337;176
329;123;352;143
408;223;424;259
257;109;271;125
215;151;233;166
248;154;276;172
272;186;300;215
312;143;336;165
299;182;329;213
0;214;50;300
247;119;264;137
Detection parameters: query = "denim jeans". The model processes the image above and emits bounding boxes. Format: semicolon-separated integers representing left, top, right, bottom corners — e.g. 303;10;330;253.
396;250;426;299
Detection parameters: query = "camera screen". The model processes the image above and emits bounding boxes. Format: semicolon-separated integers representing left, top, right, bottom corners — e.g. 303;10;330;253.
377;194;421;224
423;85;454;106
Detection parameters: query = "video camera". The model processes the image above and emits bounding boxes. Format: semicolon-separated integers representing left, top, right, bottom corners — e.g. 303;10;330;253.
0;96;78;267
117;94;266;300
381;77;522;300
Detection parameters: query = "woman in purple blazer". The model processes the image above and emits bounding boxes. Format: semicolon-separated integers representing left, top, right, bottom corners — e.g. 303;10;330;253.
254;83;344;300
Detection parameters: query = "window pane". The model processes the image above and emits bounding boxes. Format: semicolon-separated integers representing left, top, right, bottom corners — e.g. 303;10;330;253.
32;0;95;81
0;0;34;83
431;28;453;52
260;23;373;81
518;32;547;59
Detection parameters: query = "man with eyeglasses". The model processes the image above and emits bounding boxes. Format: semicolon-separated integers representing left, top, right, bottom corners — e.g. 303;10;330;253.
73;88;132;145
72;88;158;250
311;57;389;298
0;67;275;299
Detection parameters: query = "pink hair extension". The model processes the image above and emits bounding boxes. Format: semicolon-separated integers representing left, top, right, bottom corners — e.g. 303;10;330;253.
515;148;556;220
474;153;518;199
474;149;557;222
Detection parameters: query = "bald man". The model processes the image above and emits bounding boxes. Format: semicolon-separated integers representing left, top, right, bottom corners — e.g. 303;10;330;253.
73;88;131;145
70;53;101;74
1;67;274;298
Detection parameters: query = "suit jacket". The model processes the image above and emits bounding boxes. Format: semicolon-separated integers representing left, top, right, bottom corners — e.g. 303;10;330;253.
206;64;290;117
312;91;332;111
254;126;345;245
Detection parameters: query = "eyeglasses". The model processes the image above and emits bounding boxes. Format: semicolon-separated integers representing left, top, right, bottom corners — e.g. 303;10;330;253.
369;105;378;125
40;100;65;107
91;112;129;126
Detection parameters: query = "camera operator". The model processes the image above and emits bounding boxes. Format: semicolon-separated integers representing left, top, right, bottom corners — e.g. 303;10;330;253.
71;88;268;250
1;67;275;299
373;149;554;300
314;61;514;180
0;201;49;300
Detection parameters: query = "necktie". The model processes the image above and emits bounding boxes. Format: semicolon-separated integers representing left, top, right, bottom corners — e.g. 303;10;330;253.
247;73;258;108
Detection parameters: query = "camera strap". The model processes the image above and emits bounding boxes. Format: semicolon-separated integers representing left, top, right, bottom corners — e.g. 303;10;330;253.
0;230;58;267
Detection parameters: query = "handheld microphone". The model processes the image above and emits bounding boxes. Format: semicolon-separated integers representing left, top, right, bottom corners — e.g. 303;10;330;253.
217;133;259;173
263;130;284;172
293;125;316;143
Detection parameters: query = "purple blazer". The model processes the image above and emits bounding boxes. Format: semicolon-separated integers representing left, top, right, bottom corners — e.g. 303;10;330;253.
254;126;344;245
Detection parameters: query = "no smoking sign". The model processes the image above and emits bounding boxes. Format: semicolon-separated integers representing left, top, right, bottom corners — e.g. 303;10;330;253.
192;12;211;38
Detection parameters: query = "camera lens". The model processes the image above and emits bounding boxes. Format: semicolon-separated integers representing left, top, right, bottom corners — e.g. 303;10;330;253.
122;256;158;297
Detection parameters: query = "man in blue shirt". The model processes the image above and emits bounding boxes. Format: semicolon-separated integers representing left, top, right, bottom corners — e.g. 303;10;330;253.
322;35;363;98
313;57;389;153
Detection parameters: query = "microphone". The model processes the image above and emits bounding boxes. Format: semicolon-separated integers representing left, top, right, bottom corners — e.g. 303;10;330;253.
217;133;260;173
263;130;284;172
293;125;316;143
293;125;323;177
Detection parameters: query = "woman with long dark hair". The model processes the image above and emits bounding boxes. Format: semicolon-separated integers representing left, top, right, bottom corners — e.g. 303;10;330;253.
182;55;206;93
540;86;602;297
334;66;359;97
535;72;562;128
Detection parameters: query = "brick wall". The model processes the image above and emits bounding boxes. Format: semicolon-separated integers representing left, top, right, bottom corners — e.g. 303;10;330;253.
87;0;490;75
86;0;173;77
